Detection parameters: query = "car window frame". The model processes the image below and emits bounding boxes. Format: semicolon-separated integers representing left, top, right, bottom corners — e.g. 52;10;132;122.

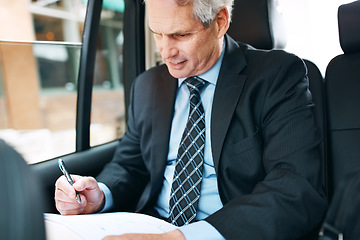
75;0;145;152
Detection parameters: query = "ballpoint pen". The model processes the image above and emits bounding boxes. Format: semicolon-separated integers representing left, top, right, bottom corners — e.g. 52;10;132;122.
58;158;81;204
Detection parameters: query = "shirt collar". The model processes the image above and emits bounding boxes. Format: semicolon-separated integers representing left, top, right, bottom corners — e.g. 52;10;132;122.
178;40;226;87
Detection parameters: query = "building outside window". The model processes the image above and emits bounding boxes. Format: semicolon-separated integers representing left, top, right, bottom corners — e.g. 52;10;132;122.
0;0;125;163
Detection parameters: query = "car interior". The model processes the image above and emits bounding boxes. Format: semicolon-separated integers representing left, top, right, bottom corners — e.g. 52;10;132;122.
1;0;359;239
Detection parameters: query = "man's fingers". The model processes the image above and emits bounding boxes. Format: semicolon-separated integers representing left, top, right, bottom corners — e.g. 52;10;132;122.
56;199;85;215
57;175;85;198
55;176;77;198
54;175;103;214
55;175;88;214
55;188;87;214
73;176;99;192
55;184;79;203
56;175;95;198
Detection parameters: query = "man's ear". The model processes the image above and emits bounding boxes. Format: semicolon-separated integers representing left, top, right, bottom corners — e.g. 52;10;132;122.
215;7;230;39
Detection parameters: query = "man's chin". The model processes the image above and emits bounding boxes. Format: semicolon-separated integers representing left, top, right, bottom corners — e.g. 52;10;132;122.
166;67;192;79
165;62;192;78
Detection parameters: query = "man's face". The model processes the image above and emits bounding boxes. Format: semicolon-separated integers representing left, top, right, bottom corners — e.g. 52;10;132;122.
148;0;223;78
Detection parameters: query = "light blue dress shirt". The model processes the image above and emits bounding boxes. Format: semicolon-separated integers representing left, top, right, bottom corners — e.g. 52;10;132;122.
100;43;226;240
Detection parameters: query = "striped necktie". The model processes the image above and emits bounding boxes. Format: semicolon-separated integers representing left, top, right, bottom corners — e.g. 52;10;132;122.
169;76;206;226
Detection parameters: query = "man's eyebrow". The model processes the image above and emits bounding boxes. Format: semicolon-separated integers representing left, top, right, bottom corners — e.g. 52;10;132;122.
148;27;189;36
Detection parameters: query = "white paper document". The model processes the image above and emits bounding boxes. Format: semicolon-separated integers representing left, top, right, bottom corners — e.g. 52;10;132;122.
44;212;177;240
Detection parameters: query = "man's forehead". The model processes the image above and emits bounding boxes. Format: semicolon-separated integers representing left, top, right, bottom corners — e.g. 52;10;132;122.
149;18;205;37
147;0;194;18
147;0;200;34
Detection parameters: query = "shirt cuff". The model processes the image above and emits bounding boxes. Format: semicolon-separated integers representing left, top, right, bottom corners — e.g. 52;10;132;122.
98;182;114;212
178;220;225;240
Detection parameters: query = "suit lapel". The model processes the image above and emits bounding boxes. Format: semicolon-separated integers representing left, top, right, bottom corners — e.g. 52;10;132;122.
211;35;248;171
151;70;177;192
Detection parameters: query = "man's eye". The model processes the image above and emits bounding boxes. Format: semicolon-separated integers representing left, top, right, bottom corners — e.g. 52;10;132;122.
174;33;190;39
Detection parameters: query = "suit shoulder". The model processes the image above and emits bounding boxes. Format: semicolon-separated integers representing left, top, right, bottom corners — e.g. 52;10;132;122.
131;64;176;100
135;64;168;83
240;43;305;68
237;43;306;75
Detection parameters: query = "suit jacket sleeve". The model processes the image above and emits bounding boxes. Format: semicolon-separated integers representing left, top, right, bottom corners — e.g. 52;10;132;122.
205;47;327;240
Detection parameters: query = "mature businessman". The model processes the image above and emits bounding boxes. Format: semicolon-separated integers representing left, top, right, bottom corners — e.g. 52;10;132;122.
54;0;328;239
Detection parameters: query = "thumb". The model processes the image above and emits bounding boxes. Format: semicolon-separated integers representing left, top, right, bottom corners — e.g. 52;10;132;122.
73;176;99;192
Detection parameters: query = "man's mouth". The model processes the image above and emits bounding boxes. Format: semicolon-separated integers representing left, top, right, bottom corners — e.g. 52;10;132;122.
167;60;187;69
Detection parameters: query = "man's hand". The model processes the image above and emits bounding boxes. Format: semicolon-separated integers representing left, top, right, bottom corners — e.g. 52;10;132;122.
102;230;186;240
55;175;105;215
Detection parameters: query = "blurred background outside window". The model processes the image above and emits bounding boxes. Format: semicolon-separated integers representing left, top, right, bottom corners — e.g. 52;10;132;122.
0;0;125;163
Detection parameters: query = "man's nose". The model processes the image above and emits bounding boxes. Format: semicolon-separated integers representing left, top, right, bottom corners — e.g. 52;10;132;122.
160;36;179;59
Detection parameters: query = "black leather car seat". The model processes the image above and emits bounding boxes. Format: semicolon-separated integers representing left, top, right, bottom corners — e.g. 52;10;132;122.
324;0;360;200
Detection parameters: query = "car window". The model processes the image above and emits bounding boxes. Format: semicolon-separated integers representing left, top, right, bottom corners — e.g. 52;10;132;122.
90;7;125;147
0;0;125;163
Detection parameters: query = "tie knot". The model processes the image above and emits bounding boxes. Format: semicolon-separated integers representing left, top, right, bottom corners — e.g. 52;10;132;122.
185;77;206;94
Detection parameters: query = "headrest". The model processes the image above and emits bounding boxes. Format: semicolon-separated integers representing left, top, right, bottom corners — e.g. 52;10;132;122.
227;0;287;50
338;0;360;54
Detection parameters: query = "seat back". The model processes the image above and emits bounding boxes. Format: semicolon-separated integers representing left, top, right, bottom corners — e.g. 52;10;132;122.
0;139;46;240
227;0;286;50
228;0;328;196
324;0;360;200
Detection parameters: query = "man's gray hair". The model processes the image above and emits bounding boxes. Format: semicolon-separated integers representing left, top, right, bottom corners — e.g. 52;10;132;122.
189;0;234;28
145;0;234;28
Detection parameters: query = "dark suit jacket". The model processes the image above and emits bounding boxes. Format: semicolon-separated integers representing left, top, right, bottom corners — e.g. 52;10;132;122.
97;35;328;240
